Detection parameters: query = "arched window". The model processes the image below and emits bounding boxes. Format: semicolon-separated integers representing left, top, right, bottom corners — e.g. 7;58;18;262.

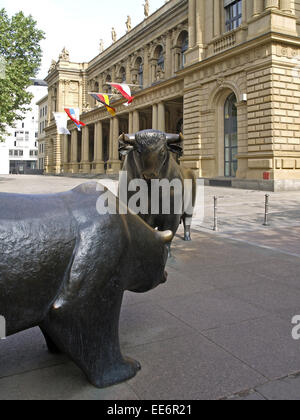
106;75;112;94
180;32;188;69
157;49;164;71
224;93;238;177
94;82;99;105
136;57;143;87
119;67;126;83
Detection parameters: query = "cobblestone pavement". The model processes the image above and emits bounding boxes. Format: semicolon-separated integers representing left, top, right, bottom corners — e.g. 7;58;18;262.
0;175;300;400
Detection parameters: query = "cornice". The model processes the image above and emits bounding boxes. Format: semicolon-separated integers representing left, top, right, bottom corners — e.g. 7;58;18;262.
178;31;300;78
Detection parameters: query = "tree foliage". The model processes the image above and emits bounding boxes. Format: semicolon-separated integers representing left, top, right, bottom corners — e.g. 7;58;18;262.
0;9;45;140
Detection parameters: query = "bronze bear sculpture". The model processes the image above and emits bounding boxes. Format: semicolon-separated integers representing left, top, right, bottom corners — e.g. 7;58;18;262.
0;183;171;388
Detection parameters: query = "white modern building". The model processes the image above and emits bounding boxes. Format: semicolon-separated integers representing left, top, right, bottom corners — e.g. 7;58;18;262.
0;142;9;175
0;87;46;175
36;95;48;171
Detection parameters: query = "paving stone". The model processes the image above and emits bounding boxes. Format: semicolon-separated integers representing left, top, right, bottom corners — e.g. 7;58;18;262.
221;278;300;313
235;257;300;289
0;363;139;400
120;302;194;348
204;317;300;380
0;328;67;379
127;333;265;400
256;375;300;400
155;289;268;332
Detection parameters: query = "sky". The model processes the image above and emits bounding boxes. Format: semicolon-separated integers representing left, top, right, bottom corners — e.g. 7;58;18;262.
2;0;166;99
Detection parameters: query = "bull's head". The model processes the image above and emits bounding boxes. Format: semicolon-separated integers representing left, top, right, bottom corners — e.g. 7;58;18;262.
119;129;184;181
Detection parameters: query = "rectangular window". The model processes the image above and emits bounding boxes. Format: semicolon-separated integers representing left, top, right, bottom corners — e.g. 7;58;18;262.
225;0;242;32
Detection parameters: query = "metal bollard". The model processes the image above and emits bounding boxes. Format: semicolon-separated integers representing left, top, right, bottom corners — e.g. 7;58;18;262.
213;196;218;232
263;194;270;227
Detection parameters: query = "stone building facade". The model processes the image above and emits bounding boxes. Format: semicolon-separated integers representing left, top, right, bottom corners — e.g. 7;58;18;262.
41;0;300;191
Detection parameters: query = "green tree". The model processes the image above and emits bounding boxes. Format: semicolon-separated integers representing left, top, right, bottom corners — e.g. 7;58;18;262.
0;9;45;140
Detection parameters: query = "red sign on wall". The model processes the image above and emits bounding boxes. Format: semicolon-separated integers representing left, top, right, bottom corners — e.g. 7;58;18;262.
263;172;270;180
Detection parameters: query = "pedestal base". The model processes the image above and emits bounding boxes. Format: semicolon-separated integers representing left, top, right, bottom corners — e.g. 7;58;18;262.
106;160;122;175
92;161;105;174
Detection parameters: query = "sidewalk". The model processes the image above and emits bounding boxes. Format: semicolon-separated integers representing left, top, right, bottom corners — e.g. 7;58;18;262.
0;175;300;400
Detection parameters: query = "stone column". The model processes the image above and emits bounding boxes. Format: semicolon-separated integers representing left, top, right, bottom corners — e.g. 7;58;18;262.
186;0;205;65
98;77;103;92
82;74;88;110
213;0;221;38
71;130;78;173
150;59;157;84
152;104;158;130
188;0;196;48
157;102;165;132
112;117;119;160
126;58;131;84
111;66;116;82
143;46;150;87
79;81;83;112
107;117;121;173
62;134;69;171
129;112;133;133
165;32;172;79
242;0;247;24
94;121;104;173
253;0;264;16
265;0;279;10
133;110;140;132
195;0;204;46
109;118;114;161
82;125;90;173
280;0;291;12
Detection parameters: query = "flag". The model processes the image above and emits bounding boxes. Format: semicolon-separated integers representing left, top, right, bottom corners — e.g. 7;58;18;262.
64;108;86;131
90;93;116;117
53;113;70;135
109;83;134;105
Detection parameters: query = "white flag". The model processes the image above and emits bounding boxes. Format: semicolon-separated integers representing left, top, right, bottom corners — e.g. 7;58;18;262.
53;112;70;135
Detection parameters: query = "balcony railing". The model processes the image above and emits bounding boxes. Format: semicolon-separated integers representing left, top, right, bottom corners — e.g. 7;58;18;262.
214;32;236;54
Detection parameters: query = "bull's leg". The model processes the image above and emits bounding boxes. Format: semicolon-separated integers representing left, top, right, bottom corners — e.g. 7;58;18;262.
166;242;172;258
183;215;192;242
41;288;141;388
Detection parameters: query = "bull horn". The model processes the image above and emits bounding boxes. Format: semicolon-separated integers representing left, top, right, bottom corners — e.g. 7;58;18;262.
155;230;173;244
118;133;135;145
166;133;184;144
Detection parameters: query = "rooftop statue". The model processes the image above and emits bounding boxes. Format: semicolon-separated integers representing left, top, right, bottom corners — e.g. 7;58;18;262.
59;47;70;62
144;0;149;18
111;27;117;43
126;16;132;32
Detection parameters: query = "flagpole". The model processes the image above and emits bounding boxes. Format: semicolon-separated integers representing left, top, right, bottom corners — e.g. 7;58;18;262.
88;92;114;96
106;83;143;88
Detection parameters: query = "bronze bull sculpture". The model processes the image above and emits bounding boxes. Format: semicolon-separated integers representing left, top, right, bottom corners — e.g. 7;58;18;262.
0;183;172;388
119;130;196;254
